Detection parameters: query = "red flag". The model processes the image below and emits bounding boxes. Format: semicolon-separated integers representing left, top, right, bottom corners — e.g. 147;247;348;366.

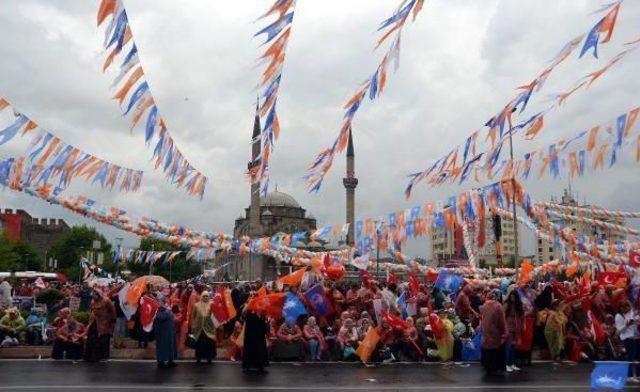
246;293;286;319
425;270;439;282
140;295;160;332
588;310;606;345
629;250;640;268
386;269;397;286
597;271;627;287
382;311;411;331
210;287;230;328
408;272;421;295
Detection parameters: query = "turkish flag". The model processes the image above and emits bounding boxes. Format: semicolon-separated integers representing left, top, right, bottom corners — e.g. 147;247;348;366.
246;293;286;319
597;271;627;287
386;269;397;286
382;311;411;331
139;295;160;332
408;272;421;295
629;250;640;268
210;287;230;328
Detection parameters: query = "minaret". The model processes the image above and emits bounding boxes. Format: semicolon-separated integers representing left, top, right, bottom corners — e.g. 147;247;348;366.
248;100;262;237
343;128;358;246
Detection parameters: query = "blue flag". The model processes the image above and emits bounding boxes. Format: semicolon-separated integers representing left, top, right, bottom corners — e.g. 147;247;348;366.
283;292;307;325
397;291;408;319
303;284;331;317
435;272;463;293
462;330;482;361
591;361;629;390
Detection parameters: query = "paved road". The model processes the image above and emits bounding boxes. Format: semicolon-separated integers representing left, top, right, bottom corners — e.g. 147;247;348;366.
0;360;636;391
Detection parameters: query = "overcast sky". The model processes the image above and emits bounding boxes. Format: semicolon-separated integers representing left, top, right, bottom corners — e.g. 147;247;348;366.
0;0;639;257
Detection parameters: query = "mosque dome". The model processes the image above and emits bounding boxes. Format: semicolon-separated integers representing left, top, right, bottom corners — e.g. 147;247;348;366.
260;191;301;209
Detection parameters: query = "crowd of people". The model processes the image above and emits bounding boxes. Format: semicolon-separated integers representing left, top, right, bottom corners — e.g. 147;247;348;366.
0;270;639;380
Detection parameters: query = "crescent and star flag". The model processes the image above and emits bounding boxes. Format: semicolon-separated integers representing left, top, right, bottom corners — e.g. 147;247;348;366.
629;250;640;268
303;284;332;317
355;327;380;363
591;361;629;390
246;293;286;319
140;295;160;333
283;292;307;325
597;271;627;287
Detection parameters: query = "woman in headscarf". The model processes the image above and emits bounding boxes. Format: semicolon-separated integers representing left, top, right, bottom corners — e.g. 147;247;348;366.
504;289;524;373
25;308;46;345
304;316;325;361
0;280;12;308
190;290;216;363
51;315;85;360
480;289;507;376
154;294;177;368
242;311;269;373
273;318;305;361
84;290;116;362
538;300;568;363
337;318;359;360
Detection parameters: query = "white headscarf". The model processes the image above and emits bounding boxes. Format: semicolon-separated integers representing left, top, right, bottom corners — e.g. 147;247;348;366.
0;281;12;308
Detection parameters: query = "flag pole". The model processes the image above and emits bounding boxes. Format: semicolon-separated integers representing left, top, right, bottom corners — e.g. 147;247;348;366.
508;122;520;281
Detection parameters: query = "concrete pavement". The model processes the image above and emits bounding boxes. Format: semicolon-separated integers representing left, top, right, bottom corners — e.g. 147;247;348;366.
0;359;636;391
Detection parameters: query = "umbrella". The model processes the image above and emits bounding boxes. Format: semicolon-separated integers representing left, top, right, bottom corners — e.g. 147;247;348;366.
132;275;169;290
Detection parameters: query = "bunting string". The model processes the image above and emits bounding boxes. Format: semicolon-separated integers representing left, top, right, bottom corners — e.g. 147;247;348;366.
0;99;143;192
405;1;631;198
306;0;426;192
249;0;298;195
97;0;207;198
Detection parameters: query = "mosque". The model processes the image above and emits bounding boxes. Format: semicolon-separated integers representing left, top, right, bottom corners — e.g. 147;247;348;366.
224;105;358;281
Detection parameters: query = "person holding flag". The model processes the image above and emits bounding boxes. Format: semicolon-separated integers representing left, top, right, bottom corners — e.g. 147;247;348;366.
614;301;640;383
84;290;116;362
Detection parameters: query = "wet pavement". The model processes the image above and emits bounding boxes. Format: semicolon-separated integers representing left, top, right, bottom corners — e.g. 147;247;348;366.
0;359;636;391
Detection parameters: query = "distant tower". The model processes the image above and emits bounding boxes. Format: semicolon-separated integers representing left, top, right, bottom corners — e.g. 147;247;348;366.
343;128;358;246
248;100;262;237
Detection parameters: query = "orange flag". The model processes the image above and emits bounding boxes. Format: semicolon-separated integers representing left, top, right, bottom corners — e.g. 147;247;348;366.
246;293;286;319
518;260;534;286
224;288;237;319
256;286;268;297
126;277;147;306
355;327;380;363
277;267;307;287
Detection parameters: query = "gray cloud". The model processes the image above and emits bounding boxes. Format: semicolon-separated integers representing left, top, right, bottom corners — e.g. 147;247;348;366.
0;0;638;256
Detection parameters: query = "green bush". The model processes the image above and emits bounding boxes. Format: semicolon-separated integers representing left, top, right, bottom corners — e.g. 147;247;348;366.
71;311;89;325
35;288;64;310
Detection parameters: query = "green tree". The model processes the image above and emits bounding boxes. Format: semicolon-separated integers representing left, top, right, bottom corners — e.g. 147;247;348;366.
124;238;201;282
49;226;112;281
0;231;40;272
